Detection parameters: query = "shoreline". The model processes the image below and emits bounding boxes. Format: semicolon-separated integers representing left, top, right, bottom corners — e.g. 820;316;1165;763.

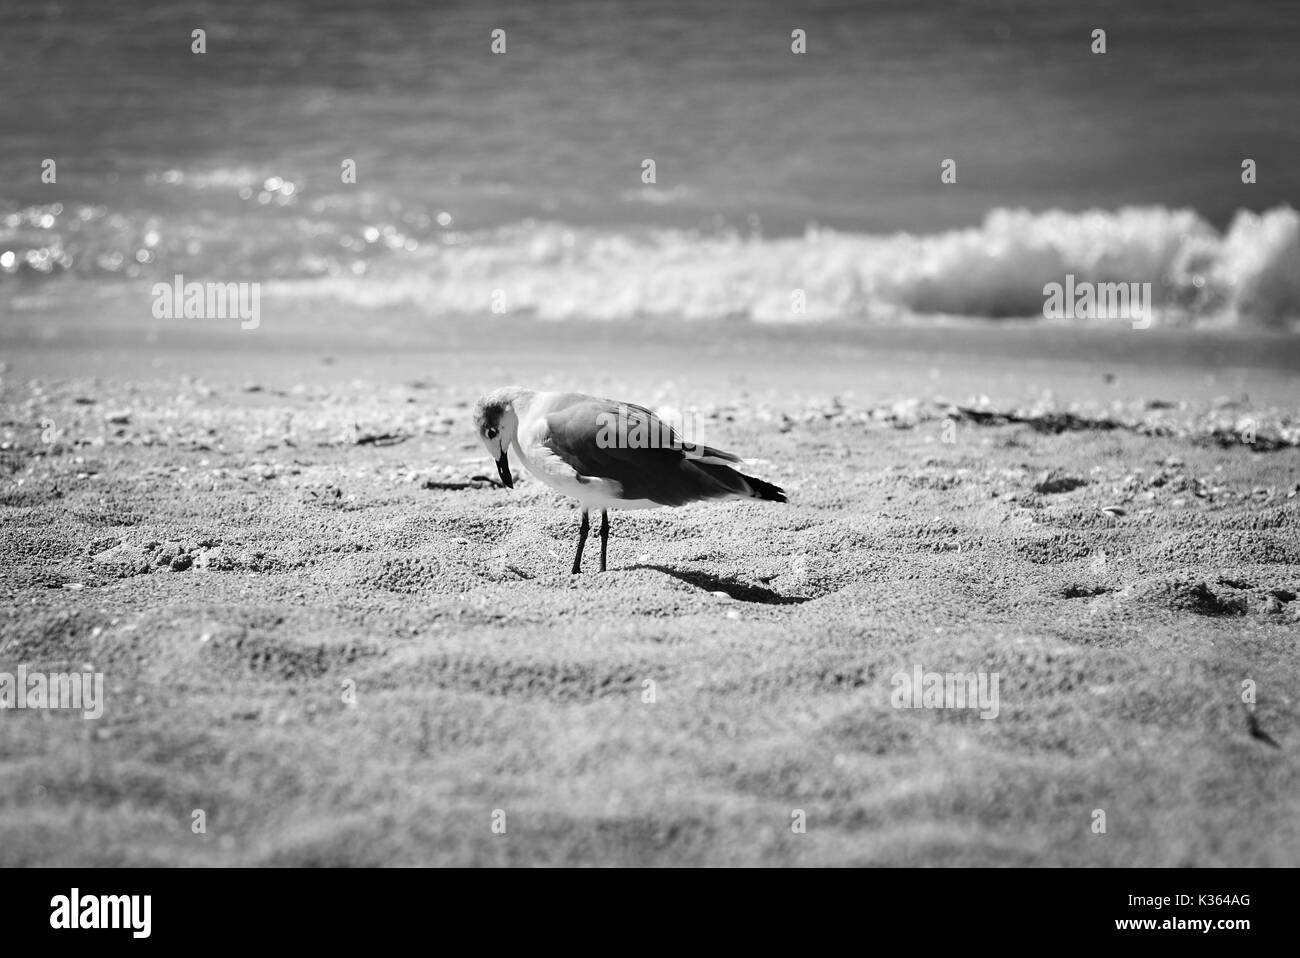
4;290;1299;402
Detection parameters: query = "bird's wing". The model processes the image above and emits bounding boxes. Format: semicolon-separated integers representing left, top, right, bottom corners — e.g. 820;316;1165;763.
518;405;628;500
545;393;743;459
539;395;752;505
520;412;592;482
611;399;743;465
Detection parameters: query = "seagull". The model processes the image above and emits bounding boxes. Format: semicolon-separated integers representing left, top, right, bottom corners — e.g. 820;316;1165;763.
473;386;787;573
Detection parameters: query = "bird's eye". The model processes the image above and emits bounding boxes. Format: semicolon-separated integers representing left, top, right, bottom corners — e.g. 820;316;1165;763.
485;427;498;440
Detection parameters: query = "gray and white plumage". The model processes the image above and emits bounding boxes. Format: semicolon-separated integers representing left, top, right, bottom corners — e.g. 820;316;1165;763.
473;386;786;572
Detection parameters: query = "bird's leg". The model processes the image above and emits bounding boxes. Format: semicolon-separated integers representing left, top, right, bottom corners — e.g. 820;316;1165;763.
599;509;610;572
572;508;590;574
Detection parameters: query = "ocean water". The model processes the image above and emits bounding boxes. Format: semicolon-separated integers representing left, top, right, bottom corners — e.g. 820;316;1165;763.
2;0;1298;326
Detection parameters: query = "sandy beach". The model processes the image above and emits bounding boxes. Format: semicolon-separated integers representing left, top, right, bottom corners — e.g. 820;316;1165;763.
1;293;1297;866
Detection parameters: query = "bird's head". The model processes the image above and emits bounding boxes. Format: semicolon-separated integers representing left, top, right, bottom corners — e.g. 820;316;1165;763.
473;388;523;488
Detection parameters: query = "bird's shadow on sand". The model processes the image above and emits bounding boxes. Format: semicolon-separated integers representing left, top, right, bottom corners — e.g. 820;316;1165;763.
626;564;812;605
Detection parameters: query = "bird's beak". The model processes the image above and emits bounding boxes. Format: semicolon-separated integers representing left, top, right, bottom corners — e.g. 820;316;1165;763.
496;450;513;488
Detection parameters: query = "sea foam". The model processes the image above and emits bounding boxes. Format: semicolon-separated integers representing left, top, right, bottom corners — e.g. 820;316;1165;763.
5;201;1298;327
287;205;1300;328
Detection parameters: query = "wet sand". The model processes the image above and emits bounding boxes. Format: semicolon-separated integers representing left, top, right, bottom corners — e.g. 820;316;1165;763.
1;294;1297;865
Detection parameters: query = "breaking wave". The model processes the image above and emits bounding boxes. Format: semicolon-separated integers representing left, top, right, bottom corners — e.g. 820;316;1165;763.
278;205;1300;328
4;198;1298;328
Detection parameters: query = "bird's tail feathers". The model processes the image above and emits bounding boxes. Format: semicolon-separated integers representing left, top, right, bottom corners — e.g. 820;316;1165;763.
684;460;787;504
740;472;787;503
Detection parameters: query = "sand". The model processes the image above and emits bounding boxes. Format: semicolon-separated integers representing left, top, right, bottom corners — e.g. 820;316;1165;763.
1;295;1298;866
